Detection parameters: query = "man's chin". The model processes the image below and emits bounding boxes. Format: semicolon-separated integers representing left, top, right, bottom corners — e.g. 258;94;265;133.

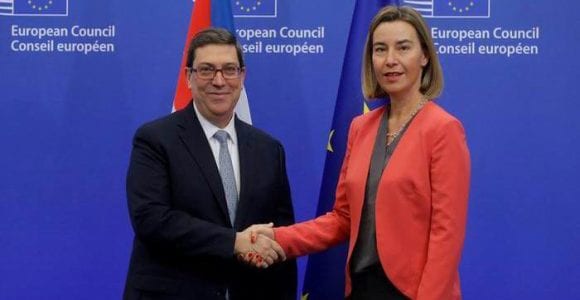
208;105;235;118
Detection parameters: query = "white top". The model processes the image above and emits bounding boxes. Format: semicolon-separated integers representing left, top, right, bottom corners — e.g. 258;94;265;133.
193;102;241;195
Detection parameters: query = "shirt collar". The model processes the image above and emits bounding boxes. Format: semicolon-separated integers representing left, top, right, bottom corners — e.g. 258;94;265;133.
193;101;238;145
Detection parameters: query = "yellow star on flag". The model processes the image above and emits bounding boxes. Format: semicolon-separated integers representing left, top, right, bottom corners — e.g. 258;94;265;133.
327;130;335;152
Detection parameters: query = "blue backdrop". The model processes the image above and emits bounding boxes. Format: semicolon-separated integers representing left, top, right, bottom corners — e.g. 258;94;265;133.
1;0;579;299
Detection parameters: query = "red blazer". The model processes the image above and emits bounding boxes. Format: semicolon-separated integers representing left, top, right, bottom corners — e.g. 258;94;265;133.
275;101;470;300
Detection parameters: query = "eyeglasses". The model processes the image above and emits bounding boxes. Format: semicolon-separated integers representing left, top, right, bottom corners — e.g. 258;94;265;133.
189;64;243;80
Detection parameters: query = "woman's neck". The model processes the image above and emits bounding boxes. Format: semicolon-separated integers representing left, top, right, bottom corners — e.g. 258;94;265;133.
389;92;425;120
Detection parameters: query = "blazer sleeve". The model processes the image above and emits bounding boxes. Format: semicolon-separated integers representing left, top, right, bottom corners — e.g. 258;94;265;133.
126;125;236;260
273;119;358;258
269;142;298;300
416;119;471;300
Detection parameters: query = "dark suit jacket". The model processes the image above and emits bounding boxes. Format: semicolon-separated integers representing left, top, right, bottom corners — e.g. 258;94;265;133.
124;103;297;300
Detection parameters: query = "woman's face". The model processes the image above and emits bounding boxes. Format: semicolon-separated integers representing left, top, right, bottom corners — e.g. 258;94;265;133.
372;20;428;99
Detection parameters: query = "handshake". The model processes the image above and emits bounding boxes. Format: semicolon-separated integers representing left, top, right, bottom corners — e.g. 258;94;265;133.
233;223;285;268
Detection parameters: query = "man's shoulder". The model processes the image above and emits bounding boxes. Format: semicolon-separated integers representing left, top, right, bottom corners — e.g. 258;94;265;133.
139;110;185;130
134;109;186;139
236;119;283;148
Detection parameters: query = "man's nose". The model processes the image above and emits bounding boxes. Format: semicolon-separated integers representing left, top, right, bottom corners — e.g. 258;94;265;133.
211;70;227;86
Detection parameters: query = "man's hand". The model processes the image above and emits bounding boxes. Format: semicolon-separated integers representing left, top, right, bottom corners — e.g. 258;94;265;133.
246;223;275;240
234;223;285;268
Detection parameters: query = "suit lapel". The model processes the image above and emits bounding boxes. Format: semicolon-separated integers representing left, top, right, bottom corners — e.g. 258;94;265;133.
233;118;254;229
177;103;230;224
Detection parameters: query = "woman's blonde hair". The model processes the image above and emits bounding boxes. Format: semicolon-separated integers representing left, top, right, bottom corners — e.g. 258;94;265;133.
362;6;443;99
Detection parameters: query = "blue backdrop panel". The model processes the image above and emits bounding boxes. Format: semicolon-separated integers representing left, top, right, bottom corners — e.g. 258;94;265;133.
1;0;579;299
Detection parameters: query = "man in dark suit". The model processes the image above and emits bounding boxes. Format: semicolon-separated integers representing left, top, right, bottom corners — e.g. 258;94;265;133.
123;28;297;300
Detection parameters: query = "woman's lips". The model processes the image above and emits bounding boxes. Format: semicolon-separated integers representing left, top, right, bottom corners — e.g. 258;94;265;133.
384;72;403;81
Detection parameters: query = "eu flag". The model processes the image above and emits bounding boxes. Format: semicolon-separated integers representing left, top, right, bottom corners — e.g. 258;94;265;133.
233;0;276;18
301;1;397;299
433;0;490;18
402;0;490;18
12;0;68;16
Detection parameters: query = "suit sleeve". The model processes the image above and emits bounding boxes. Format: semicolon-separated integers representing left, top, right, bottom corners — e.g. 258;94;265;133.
273;143;295;227
126;125;235;259
268;143;298;300
416;119;471;300
273;119;358;258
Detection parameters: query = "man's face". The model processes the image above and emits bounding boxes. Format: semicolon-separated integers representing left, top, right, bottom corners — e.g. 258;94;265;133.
187;44;245;127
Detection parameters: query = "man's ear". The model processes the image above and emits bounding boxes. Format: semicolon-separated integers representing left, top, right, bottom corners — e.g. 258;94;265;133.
239;67;246;84
185;68;192;88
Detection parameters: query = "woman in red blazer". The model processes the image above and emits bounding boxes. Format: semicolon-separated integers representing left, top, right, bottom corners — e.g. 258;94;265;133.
255;6;470;300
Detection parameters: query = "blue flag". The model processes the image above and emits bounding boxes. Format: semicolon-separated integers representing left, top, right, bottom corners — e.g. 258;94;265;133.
402;0;490;18
434;0;489;17
301;1;397;299
232;0;277;18
0;0;68;16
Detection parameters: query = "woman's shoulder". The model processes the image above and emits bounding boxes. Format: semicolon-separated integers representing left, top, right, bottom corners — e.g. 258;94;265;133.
421;100;463;127
418;100;467;143
351;105;385;127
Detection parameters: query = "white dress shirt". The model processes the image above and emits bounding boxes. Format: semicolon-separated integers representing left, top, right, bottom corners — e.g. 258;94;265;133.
193;102;241;196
